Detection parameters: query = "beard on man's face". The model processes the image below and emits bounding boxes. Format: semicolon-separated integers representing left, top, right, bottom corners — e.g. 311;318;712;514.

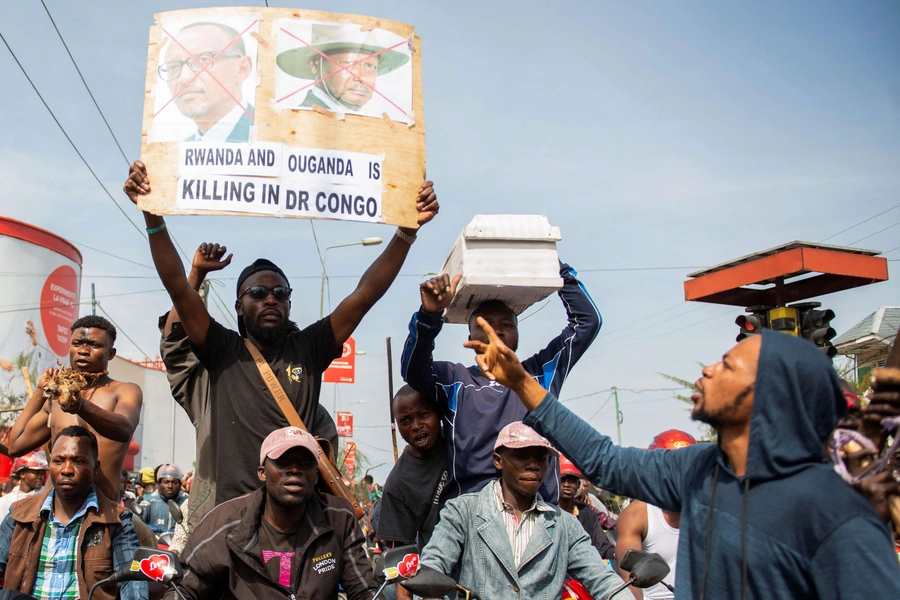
691;383;754;430
245;317;293;343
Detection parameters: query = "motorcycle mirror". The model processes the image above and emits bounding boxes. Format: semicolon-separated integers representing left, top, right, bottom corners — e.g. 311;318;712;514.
124;498;142;517
618;549;649;572
402;566;461;597
110;547;183;584
381;545;420;581
167;499;184;524
88;548;184;600
629;553;670;589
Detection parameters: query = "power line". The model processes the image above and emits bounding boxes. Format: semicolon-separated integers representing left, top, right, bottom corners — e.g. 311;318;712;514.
69;240;155;270
585;306;736;360
578;266;705;272
518;298;552;322
0;29;147;240
0;288;166;313
585;392;615;423
819;203;900;242
96;304;151;359
309;221;326;271
39;0;130;165
600;304;706;345
847;221;900;246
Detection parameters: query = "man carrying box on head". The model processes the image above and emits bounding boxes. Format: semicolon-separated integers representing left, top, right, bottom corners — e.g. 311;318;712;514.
401;261;601;504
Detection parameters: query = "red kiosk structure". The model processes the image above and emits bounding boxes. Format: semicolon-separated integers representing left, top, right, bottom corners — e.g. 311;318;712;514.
683;241;890;351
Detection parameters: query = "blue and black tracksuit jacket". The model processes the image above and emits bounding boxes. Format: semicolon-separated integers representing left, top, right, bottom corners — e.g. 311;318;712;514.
401;262;601;504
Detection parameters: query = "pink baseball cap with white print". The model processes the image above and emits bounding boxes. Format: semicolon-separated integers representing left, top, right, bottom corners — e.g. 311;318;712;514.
260;427;320;466
494;422;560;456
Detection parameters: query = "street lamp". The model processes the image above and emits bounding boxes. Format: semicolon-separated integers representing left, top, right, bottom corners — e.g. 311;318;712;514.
335;398;366;417
319;238;383;318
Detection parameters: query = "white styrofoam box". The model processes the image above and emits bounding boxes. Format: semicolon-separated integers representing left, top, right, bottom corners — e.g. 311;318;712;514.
439;215;563;323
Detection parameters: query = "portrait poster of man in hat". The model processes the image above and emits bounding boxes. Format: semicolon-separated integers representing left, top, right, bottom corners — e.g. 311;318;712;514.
275;20;413;123
148;15;259;143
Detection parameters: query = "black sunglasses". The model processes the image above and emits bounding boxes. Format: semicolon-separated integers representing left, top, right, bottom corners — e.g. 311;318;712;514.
239;285;292;302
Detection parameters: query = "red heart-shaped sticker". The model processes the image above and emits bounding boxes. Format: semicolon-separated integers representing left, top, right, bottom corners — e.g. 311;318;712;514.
140;554;171;582
397;553;420;578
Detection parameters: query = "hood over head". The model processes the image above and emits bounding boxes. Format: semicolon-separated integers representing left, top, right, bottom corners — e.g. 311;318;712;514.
743;329;846;482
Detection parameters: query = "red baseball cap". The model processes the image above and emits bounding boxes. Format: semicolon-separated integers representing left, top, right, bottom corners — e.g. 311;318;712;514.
260;427;320;466
494;422;560;456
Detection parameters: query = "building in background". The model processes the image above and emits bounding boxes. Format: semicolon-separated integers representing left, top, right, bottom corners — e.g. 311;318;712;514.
0;217;82;480
108;356;195;472
834;306;899;384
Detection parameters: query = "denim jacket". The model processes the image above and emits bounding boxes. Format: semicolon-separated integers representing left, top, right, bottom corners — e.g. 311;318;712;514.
421;480;627;600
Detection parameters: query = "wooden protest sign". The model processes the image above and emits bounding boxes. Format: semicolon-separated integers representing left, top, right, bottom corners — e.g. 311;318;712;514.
138;7;424;228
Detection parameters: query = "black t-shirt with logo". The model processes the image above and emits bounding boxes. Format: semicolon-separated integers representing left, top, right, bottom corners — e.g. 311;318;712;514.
375;447;447;548
194;318;342;503
259;519;310;590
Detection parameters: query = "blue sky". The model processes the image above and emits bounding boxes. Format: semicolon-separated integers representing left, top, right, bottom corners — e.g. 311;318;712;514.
2;1;899;481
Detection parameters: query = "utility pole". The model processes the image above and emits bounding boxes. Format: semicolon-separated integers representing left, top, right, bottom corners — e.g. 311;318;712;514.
91;283;96;316
199;280;210;307
613;386;622;446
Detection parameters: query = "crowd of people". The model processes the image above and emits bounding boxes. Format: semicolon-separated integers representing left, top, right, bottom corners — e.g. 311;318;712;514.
0;159;897;599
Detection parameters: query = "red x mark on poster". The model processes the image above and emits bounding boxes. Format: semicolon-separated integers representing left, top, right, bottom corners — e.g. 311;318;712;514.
276;27;409;117
154;20;258;120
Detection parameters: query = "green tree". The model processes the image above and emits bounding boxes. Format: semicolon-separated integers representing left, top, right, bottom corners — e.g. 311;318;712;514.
834;356;871;398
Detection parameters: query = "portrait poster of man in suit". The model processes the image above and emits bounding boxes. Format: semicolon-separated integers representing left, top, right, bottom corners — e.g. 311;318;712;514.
149;17;259;143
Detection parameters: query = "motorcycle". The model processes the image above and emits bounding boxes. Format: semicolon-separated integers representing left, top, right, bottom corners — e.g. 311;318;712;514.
373;544;479;600
601;549;671;600
375;545;669;600
156;500;185;550
562;548;672;600
0;546;187;600
124;496;183;550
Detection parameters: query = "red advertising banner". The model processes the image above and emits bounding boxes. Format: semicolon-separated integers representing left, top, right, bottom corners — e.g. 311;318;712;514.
344;441;357;482
324;336;356;383
337;412;354;438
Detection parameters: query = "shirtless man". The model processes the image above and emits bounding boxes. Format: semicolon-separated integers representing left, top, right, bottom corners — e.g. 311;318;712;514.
7;316;143;501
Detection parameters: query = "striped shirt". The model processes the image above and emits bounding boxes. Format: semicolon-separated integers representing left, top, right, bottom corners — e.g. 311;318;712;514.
33;489;98;600
492;479;554;568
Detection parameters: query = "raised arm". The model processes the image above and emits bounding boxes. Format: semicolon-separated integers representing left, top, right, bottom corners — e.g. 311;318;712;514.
520;262;602;396
7;368;54;456
399;274;460;401
164;242;232;336
465;317;694;510
67;382;142;444
124;160;212;348
329;182;439;344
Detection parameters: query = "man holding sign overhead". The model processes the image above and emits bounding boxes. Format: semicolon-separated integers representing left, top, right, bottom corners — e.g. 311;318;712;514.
124;160;438;506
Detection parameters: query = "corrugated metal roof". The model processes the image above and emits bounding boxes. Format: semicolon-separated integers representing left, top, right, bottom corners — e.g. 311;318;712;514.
834;307;900;346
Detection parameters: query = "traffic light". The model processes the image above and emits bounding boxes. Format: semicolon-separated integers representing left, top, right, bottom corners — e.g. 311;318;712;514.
767;307;799;336
797;302;837;358
735;306;768;342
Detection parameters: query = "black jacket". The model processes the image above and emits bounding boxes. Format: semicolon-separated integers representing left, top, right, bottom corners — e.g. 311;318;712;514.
169;489;376;599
